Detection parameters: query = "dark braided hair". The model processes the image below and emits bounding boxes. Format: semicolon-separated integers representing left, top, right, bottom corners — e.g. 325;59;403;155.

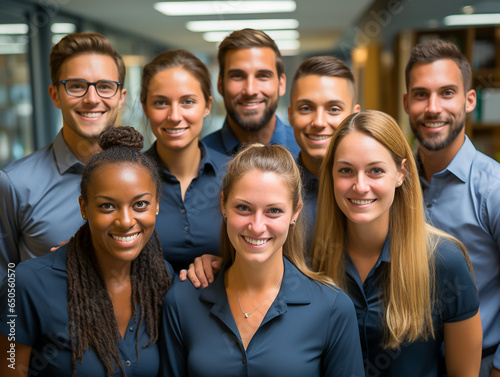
67;126;171;377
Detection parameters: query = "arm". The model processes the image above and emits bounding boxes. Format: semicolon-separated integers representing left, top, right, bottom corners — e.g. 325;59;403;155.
0;173;21;280
0;335;31;377
178;254;223;288
444;311;482;377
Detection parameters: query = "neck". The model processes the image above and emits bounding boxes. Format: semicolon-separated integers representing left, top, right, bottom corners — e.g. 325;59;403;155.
300;152;321;177
62;127;101;164
418;133;465;182
156;141;201;179
96;255;132;285
227;115;276;146
229;252;284;292
346;220;388;258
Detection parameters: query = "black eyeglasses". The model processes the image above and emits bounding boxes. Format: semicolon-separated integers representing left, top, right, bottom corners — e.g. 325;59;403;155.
55;79;122;98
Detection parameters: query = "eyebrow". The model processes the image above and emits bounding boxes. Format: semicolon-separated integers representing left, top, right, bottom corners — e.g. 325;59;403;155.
335;160;386;166
296;98;346;106
94;193;153;201
227;68;274;75
234;198;286;207
410;84;459;93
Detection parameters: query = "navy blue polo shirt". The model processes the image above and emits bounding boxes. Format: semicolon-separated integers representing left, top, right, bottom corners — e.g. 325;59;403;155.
202;116;300;158
146;141;229;272
0;244;173;376
161;257;365;377
345;234;479;377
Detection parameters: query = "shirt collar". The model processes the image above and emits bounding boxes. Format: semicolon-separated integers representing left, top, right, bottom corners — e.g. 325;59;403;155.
220;115;286;154
53;131;85;175
296;153;319;193
52;242;70;272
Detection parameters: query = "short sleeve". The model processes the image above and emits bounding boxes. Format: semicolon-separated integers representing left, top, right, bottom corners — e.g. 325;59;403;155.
0;171;21;280
434;239;480;323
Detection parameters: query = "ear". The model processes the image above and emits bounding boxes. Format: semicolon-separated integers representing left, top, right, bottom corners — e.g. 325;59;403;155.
205;96;213;115
465;89;476;114
217;75;224;96
293;201;303;223
397;158;407;187
403;93;409;115
287;105;293;126
48;85;62;109
352;103;361;113
78;196;88;220
117;88;127;110
141;101;148;118
278;73;286;97
155;202;160;215
219;192;225;217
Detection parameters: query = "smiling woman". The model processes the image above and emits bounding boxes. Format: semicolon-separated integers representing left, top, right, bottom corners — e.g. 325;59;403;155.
0;126;173;377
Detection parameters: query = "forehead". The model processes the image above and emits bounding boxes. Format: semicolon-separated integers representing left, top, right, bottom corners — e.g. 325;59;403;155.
149;67;202;93
229;170;292;200
223;47;277;74
335;132;394;164
58;53;119;81
292;74;354;104
408;59;463;91
89;162;155;190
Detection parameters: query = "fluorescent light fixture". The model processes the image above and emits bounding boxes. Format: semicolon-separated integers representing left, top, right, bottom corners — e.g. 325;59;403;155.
444;13;500;26
203;29;299;42
154;1;296;16
187;19;298;32
50;23;76;34
0;24;28;34
275;39;300;50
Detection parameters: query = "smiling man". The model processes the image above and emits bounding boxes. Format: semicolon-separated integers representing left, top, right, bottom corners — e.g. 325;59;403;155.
0;33;126;278
203;28;299;157
404;39;500;377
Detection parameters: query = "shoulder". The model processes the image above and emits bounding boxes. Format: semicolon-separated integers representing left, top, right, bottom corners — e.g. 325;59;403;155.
432;237;470;272
163;275;200;307
471;149;500;183
202;128;222;145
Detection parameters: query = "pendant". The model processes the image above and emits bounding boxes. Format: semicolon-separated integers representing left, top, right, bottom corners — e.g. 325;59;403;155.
244;313;249;318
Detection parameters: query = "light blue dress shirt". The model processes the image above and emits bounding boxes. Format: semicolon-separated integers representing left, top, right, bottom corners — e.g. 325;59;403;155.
0;131;85;280
419;135;500;369
161;257;365;377
202;115;300;158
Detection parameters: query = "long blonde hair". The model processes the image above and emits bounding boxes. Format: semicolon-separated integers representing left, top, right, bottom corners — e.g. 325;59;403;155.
310;110;470;348
220;143;335;286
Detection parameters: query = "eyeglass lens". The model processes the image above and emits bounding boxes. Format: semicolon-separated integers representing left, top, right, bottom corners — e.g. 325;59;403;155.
65;80;118;98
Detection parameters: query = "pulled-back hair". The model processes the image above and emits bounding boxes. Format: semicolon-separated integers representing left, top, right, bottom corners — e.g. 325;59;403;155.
218;28;284;78
220;143;334;286
310;109;470;348
50;32;125;84
405;39;472;91
291;56;357;103
140;49;212;105
68;126;170;377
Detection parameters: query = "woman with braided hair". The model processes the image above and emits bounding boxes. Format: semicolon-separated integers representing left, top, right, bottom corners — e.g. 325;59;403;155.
0;126;173;377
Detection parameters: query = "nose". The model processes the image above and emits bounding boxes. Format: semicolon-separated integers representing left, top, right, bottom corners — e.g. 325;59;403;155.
114;208;135;229
83;84;100;104
167;104;182;122
352;174;369;193
248;212;266;234
242;77;257;96
426;93;442;114
311;107;327;128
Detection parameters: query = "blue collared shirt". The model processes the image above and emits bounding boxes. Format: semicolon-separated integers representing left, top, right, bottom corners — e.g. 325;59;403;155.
0;131;85;280
345;234;479;376
161;257;365;377
419;135;500;368
296;154;319;257
0;244;172;376
146;141;229;272
202;115;300;157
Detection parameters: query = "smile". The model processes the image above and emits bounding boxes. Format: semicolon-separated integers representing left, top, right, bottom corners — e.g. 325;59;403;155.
80;112;104;118
164;128;188;134
243;236;269;246
423;122;446;128
307;134;331;141
350;199;375;205
112;233;140;242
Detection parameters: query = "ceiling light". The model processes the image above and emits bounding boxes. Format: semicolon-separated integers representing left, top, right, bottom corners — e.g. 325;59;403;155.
0;24;28;34
154;1;296;16
203;29;299;42
186;19;299;32
50;23;76;34
275;39;300;50
444;13;500;26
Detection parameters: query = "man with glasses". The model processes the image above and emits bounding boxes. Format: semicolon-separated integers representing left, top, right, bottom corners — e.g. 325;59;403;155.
0;32;126;278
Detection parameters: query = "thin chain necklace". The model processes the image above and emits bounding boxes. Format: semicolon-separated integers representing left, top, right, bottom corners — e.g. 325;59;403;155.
233;269;284;319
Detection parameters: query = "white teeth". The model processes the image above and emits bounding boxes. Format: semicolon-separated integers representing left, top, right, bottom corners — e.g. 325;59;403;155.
244;236;268;246
165;128;187;134
307;135;331;141
242;102;260;106
350;199;375;205
423;122;446;128
81;112;103;118
112;233;139;242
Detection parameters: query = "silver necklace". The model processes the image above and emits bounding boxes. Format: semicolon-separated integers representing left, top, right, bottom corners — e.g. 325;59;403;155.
234;270;284;318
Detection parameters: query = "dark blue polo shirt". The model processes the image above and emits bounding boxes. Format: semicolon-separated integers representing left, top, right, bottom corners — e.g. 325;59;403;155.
345;234;479;377
161;257;365;377
146;141;229;272
202;115;300;157
0;244;173;376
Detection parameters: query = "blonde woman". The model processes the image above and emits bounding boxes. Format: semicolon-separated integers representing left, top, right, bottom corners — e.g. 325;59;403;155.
310;110;481;376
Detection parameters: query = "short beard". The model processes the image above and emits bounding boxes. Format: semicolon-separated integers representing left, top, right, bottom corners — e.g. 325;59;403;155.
225;99;277;132
412;114;465;152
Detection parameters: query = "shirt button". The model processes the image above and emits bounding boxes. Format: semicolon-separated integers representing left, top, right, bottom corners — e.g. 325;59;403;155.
129;326;134;332
180;208;186;214
125;360;131;367
184;226;189;231
242;358;246;364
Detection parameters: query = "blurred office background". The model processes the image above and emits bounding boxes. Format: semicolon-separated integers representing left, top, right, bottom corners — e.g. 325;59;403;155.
1;0;499;168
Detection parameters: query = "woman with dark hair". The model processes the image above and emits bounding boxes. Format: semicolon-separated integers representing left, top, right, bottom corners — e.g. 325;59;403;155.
0;126;172;377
